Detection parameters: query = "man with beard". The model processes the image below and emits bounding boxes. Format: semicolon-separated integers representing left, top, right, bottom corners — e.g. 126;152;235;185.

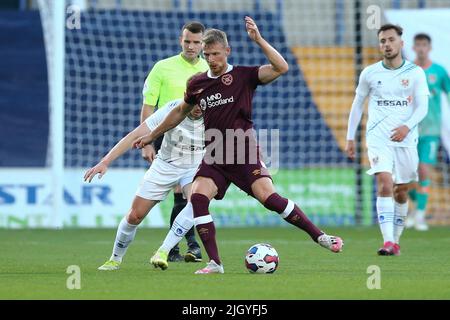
345;24;429;256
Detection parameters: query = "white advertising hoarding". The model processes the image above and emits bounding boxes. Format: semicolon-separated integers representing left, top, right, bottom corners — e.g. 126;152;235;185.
0;168;165;228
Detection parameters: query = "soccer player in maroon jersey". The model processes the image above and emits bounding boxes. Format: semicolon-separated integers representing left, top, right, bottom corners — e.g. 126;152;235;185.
134;16;344;274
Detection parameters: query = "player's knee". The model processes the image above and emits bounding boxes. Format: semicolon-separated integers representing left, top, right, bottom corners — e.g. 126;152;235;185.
251;177;275;203
394;189;408;203
127;209;144;225
393;184;409;202
378;183;393;196
394;194;408;203
191;193;210;218
255;189;275;204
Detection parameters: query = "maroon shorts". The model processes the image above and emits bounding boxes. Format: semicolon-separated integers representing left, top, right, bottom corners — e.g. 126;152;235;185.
193;159;272;200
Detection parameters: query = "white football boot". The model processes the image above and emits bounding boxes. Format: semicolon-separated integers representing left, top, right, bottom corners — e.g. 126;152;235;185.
194;260;224;274
318;234;344;253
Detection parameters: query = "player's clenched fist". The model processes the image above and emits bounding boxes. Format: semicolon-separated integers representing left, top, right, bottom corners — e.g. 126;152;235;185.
133;134;154;149
245;16;262;42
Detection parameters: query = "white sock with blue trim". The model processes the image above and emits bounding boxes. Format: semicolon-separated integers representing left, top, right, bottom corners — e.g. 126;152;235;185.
377;197;395;243
160;202;194;253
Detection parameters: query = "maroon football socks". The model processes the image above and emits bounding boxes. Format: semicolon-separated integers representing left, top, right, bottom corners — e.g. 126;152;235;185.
264;193;323;242
191;193;221;265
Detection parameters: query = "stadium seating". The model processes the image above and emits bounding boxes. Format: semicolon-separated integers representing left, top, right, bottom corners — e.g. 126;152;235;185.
64;10;349;168
292;46;379;155
0;11;48;166
0;10;349;168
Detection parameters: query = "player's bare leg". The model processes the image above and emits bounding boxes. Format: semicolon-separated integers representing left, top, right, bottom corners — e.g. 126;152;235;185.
99;196;157;270
251;177;343;253
190;177;224;274
376;172;396;256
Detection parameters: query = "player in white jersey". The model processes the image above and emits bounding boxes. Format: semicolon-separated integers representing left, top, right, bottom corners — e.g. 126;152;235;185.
346;24;429;256
84;99;204;270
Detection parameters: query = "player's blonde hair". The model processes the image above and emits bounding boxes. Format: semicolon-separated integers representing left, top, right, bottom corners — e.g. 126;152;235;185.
202;28;229;48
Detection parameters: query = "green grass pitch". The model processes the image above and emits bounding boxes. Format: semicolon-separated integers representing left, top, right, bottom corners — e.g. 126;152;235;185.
1;226;449;299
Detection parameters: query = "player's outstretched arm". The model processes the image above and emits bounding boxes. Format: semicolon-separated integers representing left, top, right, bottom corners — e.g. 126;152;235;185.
83;122;150;183
245;16;289;84
133;101;194;149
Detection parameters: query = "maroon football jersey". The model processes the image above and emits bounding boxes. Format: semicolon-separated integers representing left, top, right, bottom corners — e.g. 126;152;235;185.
185;65;262;164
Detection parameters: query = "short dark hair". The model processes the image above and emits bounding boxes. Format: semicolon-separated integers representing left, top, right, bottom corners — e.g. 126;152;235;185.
181;21;205;34
414;33;431;43
377;24;403;36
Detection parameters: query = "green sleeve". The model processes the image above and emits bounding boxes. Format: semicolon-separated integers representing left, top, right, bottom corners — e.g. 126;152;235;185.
142;62;162;106
441;66;450;94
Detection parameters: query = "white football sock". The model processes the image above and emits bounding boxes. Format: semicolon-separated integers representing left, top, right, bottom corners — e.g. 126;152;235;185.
159;202;194;253
377;197;395;243
394;201;408;244
111;216;138;262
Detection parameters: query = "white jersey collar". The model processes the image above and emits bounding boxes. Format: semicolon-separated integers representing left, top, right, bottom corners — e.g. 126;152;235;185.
207;64;233;79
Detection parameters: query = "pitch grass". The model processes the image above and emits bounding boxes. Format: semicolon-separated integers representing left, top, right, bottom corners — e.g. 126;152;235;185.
0;226;449;300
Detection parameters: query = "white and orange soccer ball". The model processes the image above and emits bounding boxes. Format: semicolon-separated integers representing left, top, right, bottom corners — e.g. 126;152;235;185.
245;243;279;274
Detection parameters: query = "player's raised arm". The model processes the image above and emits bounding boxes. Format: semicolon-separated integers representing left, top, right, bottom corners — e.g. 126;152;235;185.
133;100;194;149
84;122;151;183
244;16;289;84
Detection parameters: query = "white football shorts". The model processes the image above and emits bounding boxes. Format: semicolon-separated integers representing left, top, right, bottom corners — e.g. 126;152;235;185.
136;158;199;201
366;144;419;184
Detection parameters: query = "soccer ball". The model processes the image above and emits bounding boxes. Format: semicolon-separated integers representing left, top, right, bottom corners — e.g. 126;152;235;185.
245;243;279;274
